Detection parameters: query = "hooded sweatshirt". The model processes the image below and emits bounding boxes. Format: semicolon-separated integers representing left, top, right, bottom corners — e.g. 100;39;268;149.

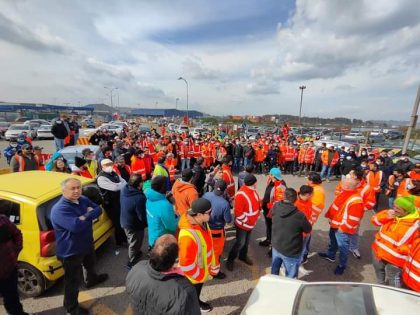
145;188;178;247
271;201;312;256
120;185;147;230
172;179;199;216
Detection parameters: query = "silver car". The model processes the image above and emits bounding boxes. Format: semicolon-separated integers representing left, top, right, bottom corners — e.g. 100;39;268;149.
4;124;36;140
36;124;54;140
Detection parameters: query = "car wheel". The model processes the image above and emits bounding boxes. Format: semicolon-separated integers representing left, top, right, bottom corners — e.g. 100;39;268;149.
17;262;46;297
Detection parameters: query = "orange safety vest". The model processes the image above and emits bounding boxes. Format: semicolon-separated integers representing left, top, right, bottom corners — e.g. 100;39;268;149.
191;144;202;158
165;160;177;182
325;191;364;234
284;146;296;162
234;185;261;231
295;197;313;237
267;180;286;211
366;170;383;192
304;147;315;164
254;148;266;162
310;183;325;223
16;155;40;172
222;164;235;198
397;178;413;198
131;156;147;180
321;150;339;166
407;171;420;181
371;210;419;268
113;164;132;178
403;238;420;292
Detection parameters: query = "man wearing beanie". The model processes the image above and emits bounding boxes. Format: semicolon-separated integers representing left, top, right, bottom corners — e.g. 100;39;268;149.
371;196;419;288
178;198;217;313
172;168;199;216
203;180;233;279
227;174;261;271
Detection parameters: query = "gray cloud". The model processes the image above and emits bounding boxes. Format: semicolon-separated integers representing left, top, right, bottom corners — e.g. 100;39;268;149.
182;57;221;80
246;80;279;95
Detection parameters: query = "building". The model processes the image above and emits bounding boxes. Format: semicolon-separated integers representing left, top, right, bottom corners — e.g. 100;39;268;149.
130;108;203;118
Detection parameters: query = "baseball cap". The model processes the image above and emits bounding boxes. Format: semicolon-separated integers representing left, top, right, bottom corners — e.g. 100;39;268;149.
33;145;43;151
214;180;227;196
100;158;113;167
269;168;282;180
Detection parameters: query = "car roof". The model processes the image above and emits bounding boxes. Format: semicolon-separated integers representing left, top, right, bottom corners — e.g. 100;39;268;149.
0;171;93;201
59;145;100;154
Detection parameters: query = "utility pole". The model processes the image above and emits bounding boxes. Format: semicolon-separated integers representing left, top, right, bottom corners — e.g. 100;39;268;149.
299;85;306;136
402;85;420;154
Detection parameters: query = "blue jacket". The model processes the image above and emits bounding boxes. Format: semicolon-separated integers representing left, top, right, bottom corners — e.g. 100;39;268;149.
120;185;147;230
51;196;102;258
203;192;232;230
3;144;21;163
145;188;178;247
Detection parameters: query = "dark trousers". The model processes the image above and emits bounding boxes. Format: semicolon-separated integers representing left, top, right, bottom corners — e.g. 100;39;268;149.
263;214;272;241
59;249;97;313
228;227;251;262
124;228;144;265
285;161;295;174
104;206;127;246
0;268;24;315
194;283;203;301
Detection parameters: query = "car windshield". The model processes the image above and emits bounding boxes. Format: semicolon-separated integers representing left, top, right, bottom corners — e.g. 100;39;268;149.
9;125;29;130
39;125;52;130
294;284;374;315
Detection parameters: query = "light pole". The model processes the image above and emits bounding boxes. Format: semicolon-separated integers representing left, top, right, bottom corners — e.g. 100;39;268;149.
299;85;306;136
175;97;179;110
104;86;118;107
178;77;189;124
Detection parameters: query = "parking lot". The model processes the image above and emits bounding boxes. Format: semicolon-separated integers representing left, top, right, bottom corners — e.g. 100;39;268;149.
0;138;385;315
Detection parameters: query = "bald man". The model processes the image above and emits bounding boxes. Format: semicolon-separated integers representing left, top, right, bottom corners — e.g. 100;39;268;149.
126;234;200;315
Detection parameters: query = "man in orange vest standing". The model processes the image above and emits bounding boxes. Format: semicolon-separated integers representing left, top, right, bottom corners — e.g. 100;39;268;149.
320;145;339;182
319;178;364;275
371;196;419;288
178;198;217;313
227;174;261;271
221;156;235;201
10;144;39;172
366;162;384;211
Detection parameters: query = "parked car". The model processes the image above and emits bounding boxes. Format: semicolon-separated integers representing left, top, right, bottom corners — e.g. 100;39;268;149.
138;124;151;134
241;275;419;315
58;145;101;169
344;132;365;142
0;171;113;297
177;124;189;133
36;124;54;140
190;127;208;139
369;133;386;144
24;119;50;126
385;130;404;140
98;123;123;134
0;121;10;136
4;124;37;140
167;123;178;132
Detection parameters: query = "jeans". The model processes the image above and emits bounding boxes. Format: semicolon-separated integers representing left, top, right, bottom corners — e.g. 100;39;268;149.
124;228;144;265
300;234;311;264
228;227;251;262
320;165;333;179
326;228;338;258
328;231;351;268
271;247;300;278
73;133;79;145
244;157;253;167
388;196;395;209
349;228;359;251
233;157;243;172
59;249;98;313
372;255;402;287
181;158;190;171
54;137;65;151
0;268;24;315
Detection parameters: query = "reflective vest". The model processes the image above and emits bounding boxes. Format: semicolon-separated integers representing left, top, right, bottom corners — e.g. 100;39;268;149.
165;160;176;182
222;164;235;198
191;144;202;158
397;178;413;198
325;191;364;234
371;210;419;268
131;157;147;180
234;186;261;231
112;164;132;178
16;155;40;172
403;238;420;292
267;180;286;210
284;146;296;162
321;150;339;166
408;171;420;181
366;170;383;192
180;144;192;159
178;225;217;284
86;160;98;178
310;183;325;223
358;181;376;210
304;147;315;164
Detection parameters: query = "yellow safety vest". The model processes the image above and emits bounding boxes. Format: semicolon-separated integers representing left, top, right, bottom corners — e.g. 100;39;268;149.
86;160;98;178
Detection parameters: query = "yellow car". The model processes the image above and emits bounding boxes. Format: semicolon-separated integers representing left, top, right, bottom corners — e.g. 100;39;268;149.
0;171;114;297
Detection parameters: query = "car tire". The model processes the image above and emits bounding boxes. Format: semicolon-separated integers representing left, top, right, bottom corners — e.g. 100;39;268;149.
17;262;46;297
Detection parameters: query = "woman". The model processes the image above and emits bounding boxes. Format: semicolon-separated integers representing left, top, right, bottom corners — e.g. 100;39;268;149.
51;157;70;173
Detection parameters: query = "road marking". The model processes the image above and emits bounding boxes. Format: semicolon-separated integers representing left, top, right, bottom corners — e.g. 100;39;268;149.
91;304;118;315
79;291;96;308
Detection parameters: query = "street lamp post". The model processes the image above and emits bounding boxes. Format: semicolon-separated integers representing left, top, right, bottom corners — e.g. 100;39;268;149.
104;86;118;107
175;97;179;110
299;85;306;136
178;77;189;124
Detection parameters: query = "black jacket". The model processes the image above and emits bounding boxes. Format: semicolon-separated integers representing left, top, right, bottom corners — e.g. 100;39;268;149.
233;144;243;158
51;121;68;139
191;164;206;194
126;261;200;315
271;201;312;256
120;185;147;229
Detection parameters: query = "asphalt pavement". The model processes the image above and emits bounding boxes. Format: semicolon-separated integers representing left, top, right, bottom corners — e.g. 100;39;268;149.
0;138;383;315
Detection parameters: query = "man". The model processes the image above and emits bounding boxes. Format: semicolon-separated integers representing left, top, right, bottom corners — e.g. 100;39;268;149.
232;139;243;173
51;178;108;315
314;142;327;172
126;234;200;315
51;115;69;151
238;164;255;190
10;144;39;172
320;145;339;182
180;139;192;171
366;162;384;211
72;157;92;178
82;148;98;178
243;141;254;167
113;156;132;182
68;115;80;146
120;174;147;269
3;138;21;165
178;198;217;313
320;178;364;275
227;174;261;271
271;188;312;278
221;156;235;200
0;214;31;315
172;168;199;216
295;185;314;265
191;157;206;196
153;156;171;191
97;159;127;253
203;180;233;279
395;154;414;173
307;172;325;224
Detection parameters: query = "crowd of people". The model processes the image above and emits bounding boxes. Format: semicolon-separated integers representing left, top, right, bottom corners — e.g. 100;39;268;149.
1;118;419;315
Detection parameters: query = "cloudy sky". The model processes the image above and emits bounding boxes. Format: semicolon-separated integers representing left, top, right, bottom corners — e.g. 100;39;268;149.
0;0;419;120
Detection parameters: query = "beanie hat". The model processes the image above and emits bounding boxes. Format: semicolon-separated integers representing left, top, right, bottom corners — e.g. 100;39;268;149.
244;174;257;186
74;156;87;168
151;175;167;194
269;167;282;180
394;196;416;214
181;168;194;182
189;198;212;215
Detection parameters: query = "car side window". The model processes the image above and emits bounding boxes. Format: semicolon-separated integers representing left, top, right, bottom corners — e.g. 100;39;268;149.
0;198;21;224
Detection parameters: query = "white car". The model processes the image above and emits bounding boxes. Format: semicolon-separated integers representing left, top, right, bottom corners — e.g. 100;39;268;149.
98;124;123;134
167;123;178;132
177;125;189;133
190;127;207;139
36;124;54;139
344;132;365;141
4;124;36;140
314;140;357;151
241;275;420;315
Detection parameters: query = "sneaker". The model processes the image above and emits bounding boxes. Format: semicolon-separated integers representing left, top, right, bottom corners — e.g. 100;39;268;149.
85;273;108;289
213;271;226;280
259;239;271;247
226;260;234;271
199;301;213;313
318;252;336;263
351;249;361;259
238;256;254;266
334;265;346;275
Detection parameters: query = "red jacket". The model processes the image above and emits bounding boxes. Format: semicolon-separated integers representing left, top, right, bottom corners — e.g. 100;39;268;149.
234;185;261;231
403;237;420;292
222;164;235;198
